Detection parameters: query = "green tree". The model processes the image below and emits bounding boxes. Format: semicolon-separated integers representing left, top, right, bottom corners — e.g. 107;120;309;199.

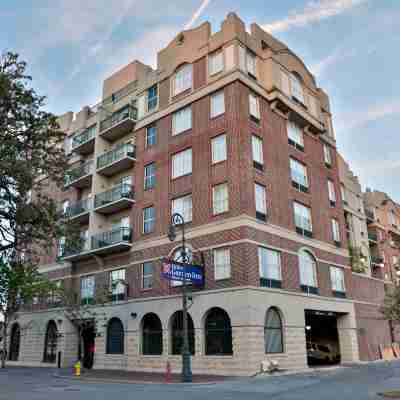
381;285;400;323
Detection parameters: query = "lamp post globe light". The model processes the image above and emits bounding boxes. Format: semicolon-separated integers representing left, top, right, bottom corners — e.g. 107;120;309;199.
168;212;192;383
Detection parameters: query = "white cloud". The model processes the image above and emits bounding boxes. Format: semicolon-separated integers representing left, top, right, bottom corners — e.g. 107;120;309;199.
263;0;369;33
184;0;212;30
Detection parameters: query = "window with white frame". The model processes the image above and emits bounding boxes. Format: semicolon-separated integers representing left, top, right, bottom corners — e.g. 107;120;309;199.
323;144;332;166
146;124;157;148
290;158;308;192
172;194;193;223
328;180;336;206
58;236;66;258
247;51;256;77
290;73;304;104
172;148;192;179
211;134;227;164
147;84;158;112
258;247;281;285
287;121;304;151
80;275;95;304
299;250;318;290
173;64;192;96
213;183;229;215
214;248;231;280
143;206;155;234
210;91;225;118
209;51;224;76
331;218;341;244
330;266;345;293
341;184;347;204
172;106;192;135
294;202;313;237
62;200;70;215
252;135;264;169
249;93;260;121
389;210;398;227
255;183;267;221
110;269;126;301
144;162;156;190
142;262;154;289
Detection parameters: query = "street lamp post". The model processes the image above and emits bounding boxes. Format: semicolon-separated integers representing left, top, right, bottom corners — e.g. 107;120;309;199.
168;212;192;383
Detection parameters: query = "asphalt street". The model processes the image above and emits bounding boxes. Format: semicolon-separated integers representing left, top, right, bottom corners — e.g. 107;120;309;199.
1;361;400;400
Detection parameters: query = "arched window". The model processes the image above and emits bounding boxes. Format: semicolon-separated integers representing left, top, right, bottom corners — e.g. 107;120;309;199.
142;313;163;355
170;311;195;355
290;72;304;104
9;323;20;361
265;308;283;354
106;318;124;355
43;320;58;363
204;307;233;355
299;249;318;293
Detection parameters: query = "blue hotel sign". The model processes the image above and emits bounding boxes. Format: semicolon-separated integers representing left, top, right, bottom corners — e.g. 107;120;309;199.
161;259;204;286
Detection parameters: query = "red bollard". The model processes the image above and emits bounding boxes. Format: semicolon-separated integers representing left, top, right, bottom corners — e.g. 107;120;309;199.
165;361;171;383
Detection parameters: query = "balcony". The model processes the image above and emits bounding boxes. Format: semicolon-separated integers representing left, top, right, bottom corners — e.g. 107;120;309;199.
61;227;132;261
65;198;92;224
371;256;384;267
72;125;96;155
64;160;93;188
99;105;137;141
97;144;136;176
368;232;378;243
94;184;135;214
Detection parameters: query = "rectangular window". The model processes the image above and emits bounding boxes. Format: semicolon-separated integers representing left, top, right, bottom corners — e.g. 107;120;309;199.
209;51;224;76
323;144;332;166
173;64;192;95
328;180;336;207
249;93;260;121
144;162;156;190
147;84;158;112
290;158;308;193
332;219;341;244
142;262;154;289
211;134;227;164
290;74;305;104
110;269;126;301
287;122;304;151
172;106;192;135
330;266;345;294
214;248;231;280
341;184;347;204
172;194;193;223
247;51;257;78
213;183;229;215
294;202;313;237
389;210;398;227
146;125;157;148
255;183;267;221
143;206;155;234
172;148;192;179
210;91;225;118
58;236;66;258
252;135;264;170
80;275;95;305
259;247;281;288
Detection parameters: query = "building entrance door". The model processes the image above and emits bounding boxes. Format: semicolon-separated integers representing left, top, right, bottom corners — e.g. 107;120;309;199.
80;324;95;369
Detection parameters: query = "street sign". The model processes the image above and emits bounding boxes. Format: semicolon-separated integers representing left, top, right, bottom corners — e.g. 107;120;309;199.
161;258;204;285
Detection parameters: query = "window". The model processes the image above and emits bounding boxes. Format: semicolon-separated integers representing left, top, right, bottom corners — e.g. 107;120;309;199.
341;185;347;204
211;134;227;164
210;91;225;118
106;318;124;354
142;262;154;289
287;122;304;151
141;313;163;355
299;250;318;293
170;311;195;355
62;200;70;215
259;248;281;288
249;93;260;121
172;106;192;135
172;194;193;223
205;308;233;355
328;180;336;207
255;183;267;221
252;135;264;170
330;266;345;296
64;136;72;155
144;162;156;190
294;202;313;237
323;144;332;166
43;321;58;363
212;183;229;215
214;248;231;280
173;64;192;95
209;51;224;75
332;219;341;245
146;125;157;148
80;275;95;305
109;269;126;301
290;73;304;104
290;158;308;193
247;51;257;77
264;308;283;353
172;148;192;179
147;84;158;112
58;236;65;258
143;206;155;234
389;210;398;227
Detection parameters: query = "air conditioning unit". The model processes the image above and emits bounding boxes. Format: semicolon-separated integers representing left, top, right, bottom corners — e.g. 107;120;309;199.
261;359;279;373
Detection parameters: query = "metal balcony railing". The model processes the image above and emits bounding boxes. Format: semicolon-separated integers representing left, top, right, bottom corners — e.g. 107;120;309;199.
368;232;378;242
72;125;96;149
97;144;135;170
99;105;137;133
65;198;92;218
91;227;132;250
94;184;134;209
371;256;384;265
64;160;93;186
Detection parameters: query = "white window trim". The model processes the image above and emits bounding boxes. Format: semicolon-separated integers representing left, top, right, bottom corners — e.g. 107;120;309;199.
172;194;193;223
172;64;192;96
210;90;225;118
209;50;224;76
258;247;282;281
172;148;192;179
249;93;260;120
211;134;227;164
255;183;267;215
330;266;345;292
252;135;264;166
212;183;229;215
214;248;231;280
143;206;155;234
172;106;192;136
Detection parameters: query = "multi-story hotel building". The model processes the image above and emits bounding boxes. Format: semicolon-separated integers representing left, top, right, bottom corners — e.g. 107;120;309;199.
6;13;398;375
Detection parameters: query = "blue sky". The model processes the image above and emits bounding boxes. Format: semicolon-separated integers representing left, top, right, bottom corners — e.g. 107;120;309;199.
1;0;399;200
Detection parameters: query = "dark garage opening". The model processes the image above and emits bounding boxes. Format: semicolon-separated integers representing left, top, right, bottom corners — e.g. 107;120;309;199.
305;310;341;366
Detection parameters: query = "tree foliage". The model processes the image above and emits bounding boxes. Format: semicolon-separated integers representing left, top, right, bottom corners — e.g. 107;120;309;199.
381;285;400;323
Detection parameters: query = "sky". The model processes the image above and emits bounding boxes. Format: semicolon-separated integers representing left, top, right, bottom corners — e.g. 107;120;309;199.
1;0;399;201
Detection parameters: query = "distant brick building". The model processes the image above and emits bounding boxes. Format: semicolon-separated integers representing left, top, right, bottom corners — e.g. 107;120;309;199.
6;13;396;375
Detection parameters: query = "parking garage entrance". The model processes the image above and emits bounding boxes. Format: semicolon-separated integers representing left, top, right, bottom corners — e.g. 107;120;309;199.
305;310;341;366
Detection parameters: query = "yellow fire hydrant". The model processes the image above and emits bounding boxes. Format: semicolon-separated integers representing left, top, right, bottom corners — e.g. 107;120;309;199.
74;361;81;377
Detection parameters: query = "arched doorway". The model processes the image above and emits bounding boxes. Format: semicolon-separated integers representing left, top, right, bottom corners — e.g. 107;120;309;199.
204;307;233;355
170;310;195;355
141;313;163;355
9;323;21;361
43;320;58;363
